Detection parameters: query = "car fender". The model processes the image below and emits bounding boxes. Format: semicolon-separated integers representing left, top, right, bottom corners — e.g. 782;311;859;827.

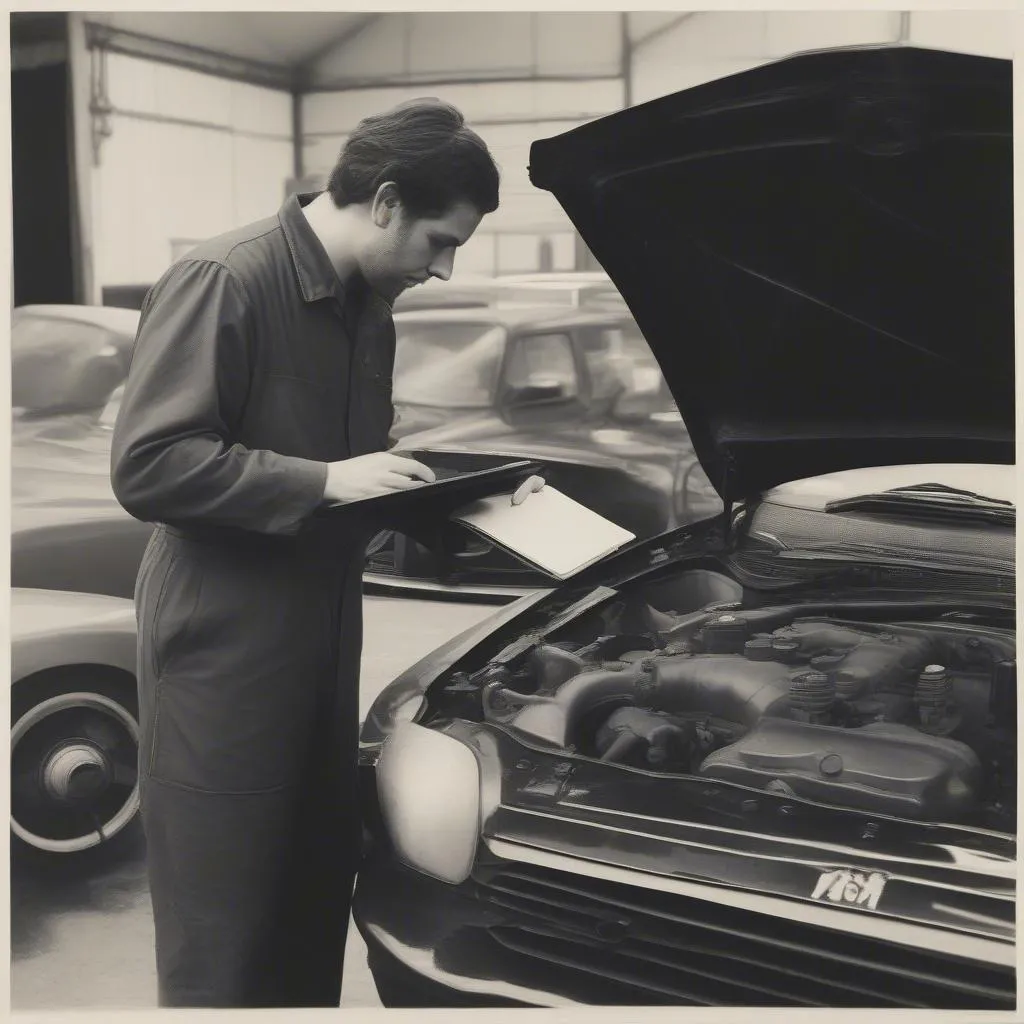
11;588;137;684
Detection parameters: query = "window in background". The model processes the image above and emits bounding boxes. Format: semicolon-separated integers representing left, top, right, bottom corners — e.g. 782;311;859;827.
505;332;578;395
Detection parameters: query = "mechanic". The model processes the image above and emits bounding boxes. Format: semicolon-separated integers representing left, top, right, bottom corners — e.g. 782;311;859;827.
110;98;541;1008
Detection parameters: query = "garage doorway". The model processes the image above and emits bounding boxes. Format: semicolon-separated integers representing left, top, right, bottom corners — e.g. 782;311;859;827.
12;14;76;307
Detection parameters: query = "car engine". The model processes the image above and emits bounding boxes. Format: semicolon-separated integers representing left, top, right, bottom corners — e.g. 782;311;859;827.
469;586;1015;829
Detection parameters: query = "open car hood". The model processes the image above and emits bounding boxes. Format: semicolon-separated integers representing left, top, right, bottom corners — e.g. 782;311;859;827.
529;46;1014;503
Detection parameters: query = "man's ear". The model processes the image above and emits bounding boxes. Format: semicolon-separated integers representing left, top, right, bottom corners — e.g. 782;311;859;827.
371;181;402;228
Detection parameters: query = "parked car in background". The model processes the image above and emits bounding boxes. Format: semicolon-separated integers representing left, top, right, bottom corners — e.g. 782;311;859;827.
11;305;153;603
10;588;140;856
12;305;138;425
14;300;717;603
365;304;718;594
351;46;1016;1009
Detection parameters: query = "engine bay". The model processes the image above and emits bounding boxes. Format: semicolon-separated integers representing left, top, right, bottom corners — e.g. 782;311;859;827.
450;571;1016;831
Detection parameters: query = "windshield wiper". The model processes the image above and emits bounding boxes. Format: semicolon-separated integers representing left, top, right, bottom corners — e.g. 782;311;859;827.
825;483;1014;527
776;543;1012;574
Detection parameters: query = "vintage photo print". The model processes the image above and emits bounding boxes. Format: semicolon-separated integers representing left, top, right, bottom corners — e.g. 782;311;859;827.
6;4;1019;1022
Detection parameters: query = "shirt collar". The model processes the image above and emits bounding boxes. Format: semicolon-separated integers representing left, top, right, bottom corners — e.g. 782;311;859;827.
278;192;346;305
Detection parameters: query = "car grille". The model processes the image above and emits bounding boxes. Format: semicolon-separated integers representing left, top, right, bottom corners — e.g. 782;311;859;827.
475;863;1015;1008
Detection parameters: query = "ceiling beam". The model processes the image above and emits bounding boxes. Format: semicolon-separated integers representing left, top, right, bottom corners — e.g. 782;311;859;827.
303;70;623;94
84;21;295;91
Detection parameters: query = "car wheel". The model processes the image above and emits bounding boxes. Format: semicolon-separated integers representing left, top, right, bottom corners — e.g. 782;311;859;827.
10;666;140;856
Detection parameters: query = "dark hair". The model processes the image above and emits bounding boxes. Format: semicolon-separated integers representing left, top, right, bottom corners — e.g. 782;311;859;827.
327;98;500;218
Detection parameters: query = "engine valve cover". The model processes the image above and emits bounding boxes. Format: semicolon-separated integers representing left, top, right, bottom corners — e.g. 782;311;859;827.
699;718;983;821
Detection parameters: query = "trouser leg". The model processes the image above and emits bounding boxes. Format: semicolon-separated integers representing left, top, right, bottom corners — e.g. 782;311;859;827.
134;530;360;1007
260;713;361;1007
143;779;299;1007
264;557;366;1006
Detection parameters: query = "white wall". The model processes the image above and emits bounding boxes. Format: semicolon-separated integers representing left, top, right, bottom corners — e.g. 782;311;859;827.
302;13;625;276
630;11;902;105
91;52;293;294
309;12;622;87
907;10;1015;58
629;10;1013;106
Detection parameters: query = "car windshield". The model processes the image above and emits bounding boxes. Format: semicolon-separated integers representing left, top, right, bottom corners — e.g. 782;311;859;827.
12;313;131;416
393;321;506;409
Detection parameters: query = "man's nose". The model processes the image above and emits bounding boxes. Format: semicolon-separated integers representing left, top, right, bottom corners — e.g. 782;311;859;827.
428;248;455;281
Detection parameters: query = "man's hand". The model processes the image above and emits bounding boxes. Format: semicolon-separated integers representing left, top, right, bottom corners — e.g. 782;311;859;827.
323;452;436;503
511;474;546;506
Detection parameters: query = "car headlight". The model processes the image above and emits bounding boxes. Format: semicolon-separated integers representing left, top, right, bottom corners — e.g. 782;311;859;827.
391;692;425;726
376;722;481;884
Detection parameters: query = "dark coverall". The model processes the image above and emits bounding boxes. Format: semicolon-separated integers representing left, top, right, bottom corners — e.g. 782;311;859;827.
110;193;397;1007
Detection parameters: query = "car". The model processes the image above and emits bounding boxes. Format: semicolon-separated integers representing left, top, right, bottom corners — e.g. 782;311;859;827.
12;304;138;425
350;45;1016;1009
10;588;140;856
362;304;719;594
11;304;157;604
12;301;718;603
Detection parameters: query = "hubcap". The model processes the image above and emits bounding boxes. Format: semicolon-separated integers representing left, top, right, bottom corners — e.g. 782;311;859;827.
11;691;140;854
42;742;111;802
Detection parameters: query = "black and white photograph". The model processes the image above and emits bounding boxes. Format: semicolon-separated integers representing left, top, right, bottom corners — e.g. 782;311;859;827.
7;5;1017;1014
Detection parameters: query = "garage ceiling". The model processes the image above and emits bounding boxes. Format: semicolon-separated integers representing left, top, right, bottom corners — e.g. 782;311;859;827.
87;12;379;68
65;12;684;93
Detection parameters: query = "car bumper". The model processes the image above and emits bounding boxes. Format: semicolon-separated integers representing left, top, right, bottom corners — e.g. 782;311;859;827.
352;852;581;1008
352;844;1016;1010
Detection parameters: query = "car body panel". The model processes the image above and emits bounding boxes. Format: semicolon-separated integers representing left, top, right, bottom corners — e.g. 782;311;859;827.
763;463;1017;511
12;306;139;417
353;843;1013;1008
528;46;1014;500
10;588;137;683
353;47;1017;999
13;301;710;601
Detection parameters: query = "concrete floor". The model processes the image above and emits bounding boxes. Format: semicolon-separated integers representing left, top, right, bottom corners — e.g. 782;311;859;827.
10;594;499;1010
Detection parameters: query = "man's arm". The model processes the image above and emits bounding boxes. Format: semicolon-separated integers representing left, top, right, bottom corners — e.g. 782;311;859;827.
110;258;328;534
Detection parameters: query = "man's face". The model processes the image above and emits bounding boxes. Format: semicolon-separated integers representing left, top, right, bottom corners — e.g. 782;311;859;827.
362;198;483;303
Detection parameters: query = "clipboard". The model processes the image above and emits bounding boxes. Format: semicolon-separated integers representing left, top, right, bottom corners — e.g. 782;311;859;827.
449;485;636;580
321;455;544;534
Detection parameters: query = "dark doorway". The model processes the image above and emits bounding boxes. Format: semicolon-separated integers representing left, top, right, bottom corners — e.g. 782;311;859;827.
12;21;75;306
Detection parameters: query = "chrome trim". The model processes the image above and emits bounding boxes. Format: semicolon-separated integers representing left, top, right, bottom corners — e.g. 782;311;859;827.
363;922;578;1007
555;801;1017;885
362;571;537;600
484;838;1017;969
10;691;140;854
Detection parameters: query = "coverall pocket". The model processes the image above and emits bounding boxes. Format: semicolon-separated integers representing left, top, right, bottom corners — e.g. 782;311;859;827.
135;530;188;778
148;542;323;795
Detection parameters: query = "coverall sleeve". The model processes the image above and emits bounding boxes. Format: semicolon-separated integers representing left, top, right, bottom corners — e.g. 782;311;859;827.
110;258;329;535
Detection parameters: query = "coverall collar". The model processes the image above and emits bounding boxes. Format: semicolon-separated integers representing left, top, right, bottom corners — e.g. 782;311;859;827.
278;192;349;306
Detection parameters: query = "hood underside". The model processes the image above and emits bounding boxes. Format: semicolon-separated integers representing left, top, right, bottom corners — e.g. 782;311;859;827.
529;46;1014;502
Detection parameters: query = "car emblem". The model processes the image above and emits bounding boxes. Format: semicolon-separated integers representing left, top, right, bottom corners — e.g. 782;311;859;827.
812;868;887;911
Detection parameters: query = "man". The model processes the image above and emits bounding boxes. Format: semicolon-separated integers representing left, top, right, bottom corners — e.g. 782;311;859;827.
111;99;532;1008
